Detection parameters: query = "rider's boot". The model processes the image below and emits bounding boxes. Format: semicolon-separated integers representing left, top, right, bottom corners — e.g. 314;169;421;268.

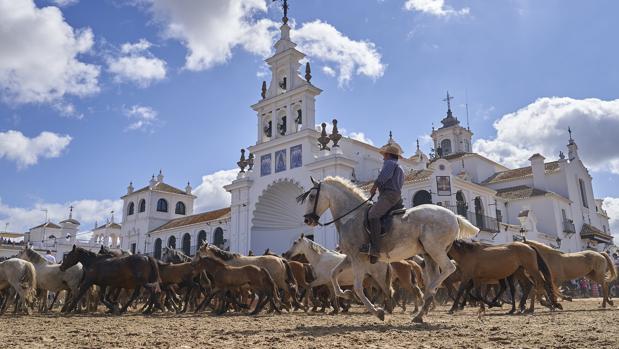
359;218;381;264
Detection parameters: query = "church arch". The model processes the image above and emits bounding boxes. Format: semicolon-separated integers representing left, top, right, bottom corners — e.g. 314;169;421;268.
168;235;176;249
139;199;146;213
474;196;485;229
127;202;135;216
157;199;168;212
197;230;207;247
456;190;468;216
213;227;224;248
182;233;191;255
154;238;162;260
175;201;186;215
250;179;305;253
412;190;432;207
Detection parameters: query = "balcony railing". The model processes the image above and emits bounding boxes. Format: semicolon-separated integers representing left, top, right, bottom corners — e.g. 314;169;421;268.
563;220;576;235
444;205;500;233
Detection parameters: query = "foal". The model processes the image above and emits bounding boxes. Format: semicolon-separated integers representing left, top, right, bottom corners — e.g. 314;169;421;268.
197;256;281;315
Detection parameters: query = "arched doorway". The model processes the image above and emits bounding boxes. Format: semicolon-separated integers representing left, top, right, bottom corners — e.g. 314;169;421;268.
413;190;432;207
251;180;305;254
197;230;207;247
456;191;468;216
474;197;484;229
168;235;176;249
154;238;162;260
213;227;224;248
182;233;191;256
440;139;452;156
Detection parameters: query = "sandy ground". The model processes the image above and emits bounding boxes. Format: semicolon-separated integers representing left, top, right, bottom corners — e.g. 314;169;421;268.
0;298;617;348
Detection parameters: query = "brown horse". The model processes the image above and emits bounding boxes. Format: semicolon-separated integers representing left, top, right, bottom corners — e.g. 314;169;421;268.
391;261;424;313
264;248;315;312
197;256;281;315
198;243;298;310
447;240;559;314
154;259;211;313
60;245;162;314
525;240;617;307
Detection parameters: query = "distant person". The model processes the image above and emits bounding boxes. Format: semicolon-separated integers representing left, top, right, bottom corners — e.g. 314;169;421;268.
44;250;57;264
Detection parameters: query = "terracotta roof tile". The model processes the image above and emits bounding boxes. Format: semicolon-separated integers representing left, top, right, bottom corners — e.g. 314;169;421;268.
127;182;189;197
31;222;61;230
495;185;548;201
150;207;231;233
482;161;561;184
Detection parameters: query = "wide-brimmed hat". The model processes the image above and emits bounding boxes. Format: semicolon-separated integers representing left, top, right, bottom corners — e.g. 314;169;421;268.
379;132;404;157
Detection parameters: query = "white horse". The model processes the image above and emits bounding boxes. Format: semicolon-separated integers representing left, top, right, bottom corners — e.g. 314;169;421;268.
299;176;479;323
283;235;393;314
0;258;37;314
16;246;83;312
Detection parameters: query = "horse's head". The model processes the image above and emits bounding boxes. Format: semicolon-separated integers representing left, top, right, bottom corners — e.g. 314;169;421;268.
60;245;80;271
197;242;212;258
298;177;331;227
283;233;310;259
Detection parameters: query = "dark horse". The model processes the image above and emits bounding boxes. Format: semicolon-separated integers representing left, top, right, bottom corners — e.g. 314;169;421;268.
60;245;162;314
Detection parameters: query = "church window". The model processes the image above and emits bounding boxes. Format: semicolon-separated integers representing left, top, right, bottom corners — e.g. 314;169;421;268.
440;139;452;156
213;227;224;248
154;238;162;260
168;235;176;249
197;230;207;246
182;233;191;255
579;179;588;208
157;198;168;212
464;140;470;152
127;202;135;216
139;199;146;213
175;202;186;215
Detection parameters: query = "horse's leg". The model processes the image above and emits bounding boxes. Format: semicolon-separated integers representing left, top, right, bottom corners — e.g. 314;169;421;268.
448;280;469;314
120;287;141;314
329;257;354;300
350;259;384;321
48;290;60;312
507;276;516;315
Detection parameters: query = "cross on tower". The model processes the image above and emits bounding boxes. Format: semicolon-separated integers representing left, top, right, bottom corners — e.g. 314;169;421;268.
273;0;289;24
69;205;74;218
443;91;454;111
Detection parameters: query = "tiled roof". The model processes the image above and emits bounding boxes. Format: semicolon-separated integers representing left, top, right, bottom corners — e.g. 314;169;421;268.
482;161;561;184
128;182;189;197
580;223;613;242
31;222;61;230
150;207;231;233
94;222;121;230
495;185;549;201
59;218;80;225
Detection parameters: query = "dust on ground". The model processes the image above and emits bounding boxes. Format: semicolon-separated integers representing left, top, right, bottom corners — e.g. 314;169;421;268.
0;298;616;348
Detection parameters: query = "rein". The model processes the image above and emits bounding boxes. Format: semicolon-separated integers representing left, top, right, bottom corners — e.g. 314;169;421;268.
304;183;374;227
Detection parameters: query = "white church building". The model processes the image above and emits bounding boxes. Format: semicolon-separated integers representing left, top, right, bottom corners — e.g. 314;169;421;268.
22;13;614;260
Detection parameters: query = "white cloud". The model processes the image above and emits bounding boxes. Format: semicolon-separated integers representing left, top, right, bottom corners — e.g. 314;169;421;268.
602;197;619;238
0;197;122;233
193;169;238;212
0;130;72;169
473;97;619;172
293;20;386;86
138;2;385;85
50;0;79;6
349;132;375;146
322;66;336;77
404;0;470;17
143;0;278;71
0;0;99;105
124;104;160;132
107;39;167;87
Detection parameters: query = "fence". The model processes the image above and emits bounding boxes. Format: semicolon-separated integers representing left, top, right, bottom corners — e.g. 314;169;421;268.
443;205;500;233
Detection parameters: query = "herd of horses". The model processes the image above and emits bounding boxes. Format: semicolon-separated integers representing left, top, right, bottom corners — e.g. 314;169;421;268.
0;177;616;321
0;235;616;320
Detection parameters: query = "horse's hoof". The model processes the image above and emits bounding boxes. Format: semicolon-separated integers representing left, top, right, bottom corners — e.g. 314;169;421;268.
412;315;424;323
447;309;455;315
555;303;563;310
376;308;385;321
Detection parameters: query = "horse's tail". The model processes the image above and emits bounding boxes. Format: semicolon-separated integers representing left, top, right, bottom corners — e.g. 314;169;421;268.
19;262;37;303
602;252;618;283
283;259;298;292
456;215;479;239
530;244;560;303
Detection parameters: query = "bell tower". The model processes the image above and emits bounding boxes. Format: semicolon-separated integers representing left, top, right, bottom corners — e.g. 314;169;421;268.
251;1;321;144
430;92;473;157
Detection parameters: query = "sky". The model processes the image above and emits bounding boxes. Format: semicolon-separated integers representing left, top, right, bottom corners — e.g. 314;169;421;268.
1;0;619;237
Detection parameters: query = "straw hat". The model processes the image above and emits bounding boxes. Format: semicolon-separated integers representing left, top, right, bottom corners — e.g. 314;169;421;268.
379;132;404;157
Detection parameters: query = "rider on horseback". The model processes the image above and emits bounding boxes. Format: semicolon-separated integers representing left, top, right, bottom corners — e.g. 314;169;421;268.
360;132;404;264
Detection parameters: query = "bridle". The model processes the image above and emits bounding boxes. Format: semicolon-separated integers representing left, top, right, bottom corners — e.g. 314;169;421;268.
302;182;374;227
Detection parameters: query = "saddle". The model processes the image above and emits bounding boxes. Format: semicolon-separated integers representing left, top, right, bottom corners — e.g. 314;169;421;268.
364;199;406;236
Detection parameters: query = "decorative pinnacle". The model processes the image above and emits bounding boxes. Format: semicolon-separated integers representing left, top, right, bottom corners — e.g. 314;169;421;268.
329;119;342;147
273;0;289;24
237;149;248;173
416;139;420;151
568;126;573;142
305;62;312;83
318;122;331;151
261;80;267;99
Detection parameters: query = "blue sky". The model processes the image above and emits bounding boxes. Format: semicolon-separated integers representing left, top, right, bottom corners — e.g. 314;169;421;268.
1;0;619;233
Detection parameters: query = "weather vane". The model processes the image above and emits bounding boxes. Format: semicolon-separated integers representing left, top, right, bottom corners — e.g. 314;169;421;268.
273;0;289;24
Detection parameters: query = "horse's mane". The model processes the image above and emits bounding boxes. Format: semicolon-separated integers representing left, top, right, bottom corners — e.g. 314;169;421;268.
525;239;564;255
304;238;328;255
208;245;240;261
451;239;482;251
25;248;49;265
323;176;368;201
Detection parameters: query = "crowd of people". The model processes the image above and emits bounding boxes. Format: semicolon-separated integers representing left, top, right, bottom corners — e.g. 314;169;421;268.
0;237;25;246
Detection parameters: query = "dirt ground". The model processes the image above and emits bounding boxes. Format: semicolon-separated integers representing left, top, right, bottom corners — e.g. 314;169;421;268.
0;298;617;349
